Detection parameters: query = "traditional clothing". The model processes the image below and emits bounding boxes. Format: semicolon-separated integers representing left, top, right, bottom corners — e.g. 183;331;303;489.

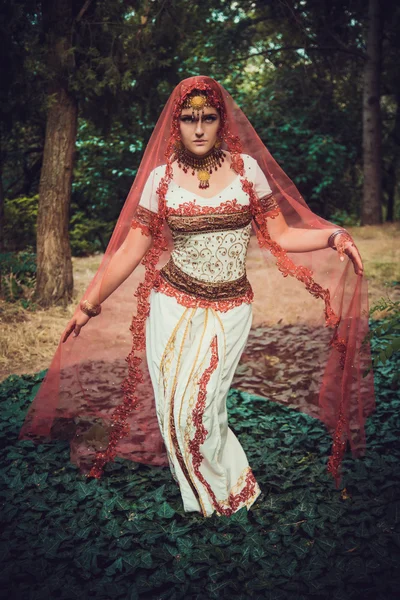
19;77;375;517
137;155;270;516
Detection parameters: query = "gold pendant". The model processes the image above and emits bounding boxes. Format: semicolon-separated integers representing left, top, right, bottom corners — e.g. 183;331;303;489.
197;170;210;189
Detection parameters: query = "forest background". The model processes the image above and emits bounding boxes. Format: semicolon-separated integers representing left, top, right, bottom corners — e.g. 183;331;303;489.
1;5;400;599
0;0;399;377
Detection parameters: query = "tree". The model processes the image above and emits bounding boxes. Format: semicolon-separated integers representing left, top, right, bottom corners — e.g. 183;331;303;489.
361;0;383;224
33;0;227;305
35;0;78;306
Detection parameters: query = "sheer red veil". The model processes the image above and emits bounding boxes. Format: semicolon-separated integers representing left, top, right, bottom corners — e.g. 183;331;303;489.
19;76;375;488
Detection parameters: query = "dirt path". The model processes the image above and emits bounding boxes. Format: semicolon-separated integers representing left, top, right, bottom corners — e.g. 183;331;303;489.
1;224;399;382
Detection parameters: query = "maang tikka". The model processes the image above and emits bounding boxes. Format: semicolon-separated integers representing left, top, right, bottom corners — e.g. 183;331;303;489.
176;93;225;189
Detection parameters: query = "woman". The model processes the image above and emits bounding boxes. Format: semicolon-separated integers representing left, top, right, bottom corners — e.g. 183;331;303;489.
19;76;375;518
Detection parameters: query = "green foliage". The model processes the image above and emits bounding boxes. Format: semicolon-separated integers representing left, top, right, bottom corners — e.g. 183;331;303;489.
2;0;400;258
69;211;113;256
0;250;36;303
1;328;399;599
365;293;400;383
328;209;360;227
4;195;38;251
2;192;113;256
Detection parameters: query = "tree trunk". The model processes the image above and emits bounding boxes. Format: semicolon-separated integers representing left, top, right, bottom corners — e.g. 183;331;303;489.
0;163;3;298
361;0;383;225
35;86;77;306
0;162;5;252
35;0;77;306
385;92;400;222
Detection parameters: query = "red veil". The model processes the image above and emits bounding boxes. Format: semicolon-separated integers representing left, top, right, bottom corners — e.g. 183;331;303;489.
19;76;375;488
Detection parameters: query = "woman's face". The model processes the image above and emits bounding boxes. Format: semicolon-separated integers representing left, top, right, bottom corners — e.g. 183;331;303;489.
179;106;221;156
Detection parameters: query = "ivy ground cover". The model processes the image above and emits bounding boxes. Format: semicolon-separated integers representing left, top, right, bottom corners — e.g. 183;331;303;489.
1;333;399;600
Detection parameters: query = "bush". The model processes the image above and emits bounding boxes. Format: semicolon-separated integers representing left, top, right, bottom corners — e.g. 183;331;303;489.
69;210;114;256
0;251;37;304
3;196;113;257
4;195;38;251
365;288;400;385
328;209;360;227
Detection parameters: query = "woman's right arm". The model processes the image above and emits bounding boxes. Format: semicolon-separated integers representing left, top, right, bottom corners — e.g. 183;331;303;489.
62;227;153;342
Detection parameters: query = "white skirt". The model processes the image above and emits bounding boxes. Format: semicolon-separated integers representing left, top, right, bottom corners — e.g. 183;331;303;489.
145;289;261;517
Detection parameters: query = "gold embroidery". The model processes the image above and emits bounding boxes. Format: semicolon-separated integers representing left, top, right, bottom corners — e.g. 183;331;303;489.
178;312;213;506
259;193;280;215
160;307;208;516
131;205;158;235
166;210;252;234
159;259;253;301
159;309;190;398
170;226;251;284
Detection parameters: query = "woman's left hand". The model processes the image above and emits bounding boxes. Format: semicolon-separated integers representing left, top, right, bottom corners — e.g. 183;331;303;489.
335;232;364;276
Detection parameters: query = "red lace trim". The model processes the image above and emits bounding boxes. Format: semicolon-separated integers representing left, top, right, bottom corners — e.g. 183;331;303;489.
153;273;254;313
131;219;151;237
167;198;248;216
188;336;259;516
131;205;159;236
87;173;170;479
245;176;348;486
169;390;201;505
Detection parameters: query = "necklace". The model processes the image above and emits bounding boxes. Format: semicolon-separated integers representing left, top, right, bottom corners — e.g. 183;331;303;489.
175;144;225;189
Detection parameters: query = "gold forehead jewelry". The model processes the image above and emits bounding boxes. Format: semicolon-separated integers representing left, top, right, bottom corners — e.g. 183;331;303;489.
182;94;212;111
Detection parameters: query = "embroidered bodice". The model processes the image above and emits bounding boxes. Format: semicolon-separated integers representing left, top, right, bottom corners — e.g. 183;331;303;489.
165;178;252;283
131;154;277;311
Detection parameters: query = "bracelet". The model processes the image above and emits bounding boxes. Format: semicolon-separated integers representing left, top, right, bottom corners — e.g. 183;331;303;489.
328;229;347;250
80;299;102;318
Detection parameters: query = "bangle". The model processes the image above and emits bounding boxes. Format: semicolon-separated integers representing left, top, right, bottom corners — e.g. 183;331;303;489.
328;229;347;250
80;300;102;318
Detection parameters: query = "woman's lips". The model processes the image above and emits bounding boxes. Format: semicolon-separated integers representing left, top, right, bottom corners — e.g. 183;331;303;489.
193;140;207;144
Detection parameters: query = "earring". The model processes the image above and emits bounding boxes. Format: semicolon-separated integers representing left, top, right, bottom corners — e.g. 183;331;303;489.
174;139;183;151
215;137;222;149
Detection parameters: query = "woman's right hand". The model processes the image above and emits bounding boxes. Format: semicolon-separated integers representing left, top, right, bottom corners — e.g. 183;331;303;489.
62;310;91;343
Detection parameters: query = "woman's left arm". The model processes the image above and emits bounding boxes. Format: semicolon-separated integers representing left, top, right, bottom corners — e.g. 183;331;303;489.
267;211;364;276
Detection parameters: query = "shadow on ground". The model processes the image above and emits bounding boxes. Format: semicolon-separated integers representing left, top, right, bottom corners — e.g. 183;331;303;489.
1;326;399;600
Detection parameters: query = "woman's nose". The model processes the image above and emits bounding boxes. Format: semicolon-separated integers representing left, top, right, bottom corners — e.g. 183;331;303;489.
195;120;204;137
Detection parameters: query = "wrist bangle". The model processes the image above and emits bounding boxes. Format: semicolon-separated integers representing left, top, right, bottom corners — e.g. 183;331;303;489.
328;229;347;250
80;300;102;318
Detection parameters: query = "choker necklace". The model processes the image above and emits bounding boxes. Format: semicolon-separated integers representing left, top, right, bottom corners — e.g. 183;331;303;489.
175;144;225;189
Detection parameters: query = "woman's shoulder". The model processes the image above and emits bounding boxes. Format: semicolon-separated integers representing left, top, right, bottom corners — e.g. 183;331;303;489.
238;153;260;180
145;164;168;182
222;151;257;170
240;153;258;168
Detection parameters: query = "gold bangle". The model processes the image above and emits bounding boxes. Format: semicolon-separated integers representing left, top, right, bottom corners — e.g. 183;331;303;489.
80;300;102;318
327;229;347;250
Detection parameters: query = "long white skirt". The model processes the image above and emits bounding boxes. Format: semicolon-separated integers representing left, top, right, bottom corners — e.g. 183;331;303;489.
145;289;261;517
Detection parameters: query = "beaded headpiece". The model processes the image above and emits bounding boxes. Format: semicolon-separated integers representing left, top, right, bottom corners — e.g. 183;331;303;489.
181;94;213;118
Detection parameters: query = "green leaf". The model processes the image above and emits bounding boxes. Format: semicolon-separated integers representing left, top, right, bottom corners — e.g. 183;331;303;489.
156;502;175;519
104;557;123;576
301;520;315;537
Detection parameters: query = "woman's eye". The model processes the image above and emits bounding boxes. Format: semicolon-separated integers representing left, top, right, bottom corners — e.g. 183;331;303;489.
180;115;217;123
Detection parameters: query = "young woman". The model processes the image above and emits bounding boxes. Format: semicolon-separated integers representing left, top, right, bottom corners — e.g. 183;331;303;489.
19;76;375;517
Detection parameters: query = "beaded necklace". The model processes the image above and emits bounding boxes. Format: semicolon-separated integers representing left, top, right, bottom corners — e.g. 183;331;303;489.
175;144;225;189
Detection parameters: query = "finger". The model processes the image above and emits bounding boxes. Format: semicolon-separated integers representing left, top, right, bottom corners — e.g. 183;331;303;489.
352;248;363;273
73;325;81;338
350;248;363;275
62;323;74;343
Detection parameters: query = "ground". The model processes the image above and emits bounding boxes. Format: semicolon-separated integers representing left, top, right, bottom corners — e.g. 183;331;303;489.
0;223;399;381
